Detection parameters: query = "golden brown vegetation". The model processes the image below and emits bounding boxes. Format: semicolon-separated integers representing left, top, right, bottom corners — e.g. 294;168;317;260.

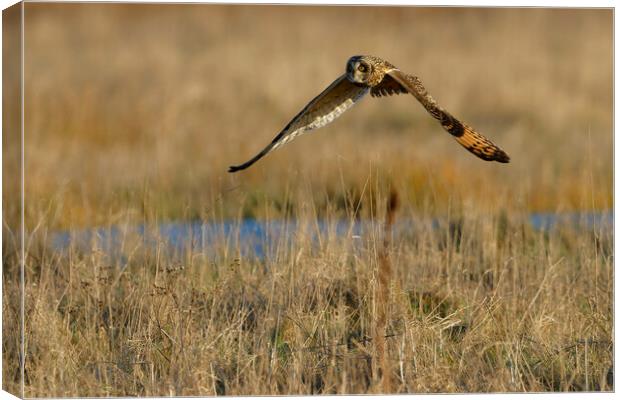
2;4;613;396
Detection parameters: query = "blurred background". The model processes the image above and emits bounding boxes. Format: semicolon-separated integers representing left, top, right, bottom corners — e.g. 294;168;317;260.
7;4;614;228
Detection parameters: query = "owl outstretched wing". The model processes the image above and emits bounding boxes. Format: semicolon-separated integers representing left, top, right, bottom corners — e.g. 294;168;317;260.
372;69;510;163
228;75;369;172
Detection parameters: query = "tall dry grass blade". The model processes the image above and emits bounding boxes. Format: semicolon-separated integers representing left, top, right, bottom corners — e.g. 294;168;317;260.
374;187;399;393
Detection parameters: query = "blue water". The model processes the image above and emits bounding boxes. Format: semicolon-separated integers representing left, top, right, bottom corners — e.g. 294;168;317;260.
529;212;612;231
51;212;612;261
51;219;364;261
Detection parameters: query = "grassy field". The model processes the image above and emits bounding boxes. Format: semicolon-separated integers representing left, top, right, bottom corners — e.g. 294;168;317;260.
2;4;613;395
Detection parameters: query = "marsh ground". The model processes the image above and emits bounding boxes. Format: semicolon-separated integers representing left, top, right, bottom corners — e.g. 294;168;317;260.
2;4;613;395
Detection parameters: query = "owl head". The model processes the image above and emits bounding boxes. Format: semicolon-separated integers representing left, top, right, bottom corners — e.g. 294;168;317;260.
346;55;374;85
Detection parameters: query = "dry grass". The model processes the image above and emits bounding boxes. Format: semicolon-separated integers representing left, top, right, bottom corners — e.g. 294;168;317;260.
2;4;613;396
5;187;613;395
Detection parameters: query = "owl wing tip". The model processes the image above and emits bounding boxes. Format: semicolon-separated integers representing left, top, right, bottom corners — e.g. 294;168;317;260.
228;165;244;173
495;151;510;163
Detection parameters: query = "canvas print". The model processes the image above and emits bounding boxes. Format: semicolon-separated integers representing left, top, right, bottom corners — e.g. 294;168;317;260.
2;3;613;396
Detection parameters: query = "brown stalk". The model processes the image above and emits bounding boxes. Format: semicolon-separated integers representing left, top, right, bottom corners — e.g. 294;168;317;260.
374;187;399;393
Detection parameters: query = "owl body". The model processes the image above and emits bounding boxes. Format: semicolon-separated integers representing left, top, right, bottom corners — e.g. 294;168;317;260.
228;55;509;173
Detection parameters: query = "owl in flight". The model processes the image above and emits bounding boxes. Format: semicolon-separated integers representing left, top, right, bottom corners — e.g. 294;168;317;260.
228;55;509;173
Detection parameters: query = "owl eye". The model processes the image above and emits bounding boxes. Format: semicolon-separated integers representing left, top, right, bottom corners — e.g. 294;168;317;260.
357;64;368;73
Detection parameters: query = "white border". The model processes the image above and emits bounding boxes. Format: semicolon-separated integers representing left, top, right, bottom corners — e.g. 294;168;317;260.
0;1;615;399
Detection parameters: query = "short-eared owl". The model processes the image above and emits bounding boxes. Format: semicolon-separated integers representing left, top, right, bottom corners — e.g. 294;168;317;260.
228;55;509;172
